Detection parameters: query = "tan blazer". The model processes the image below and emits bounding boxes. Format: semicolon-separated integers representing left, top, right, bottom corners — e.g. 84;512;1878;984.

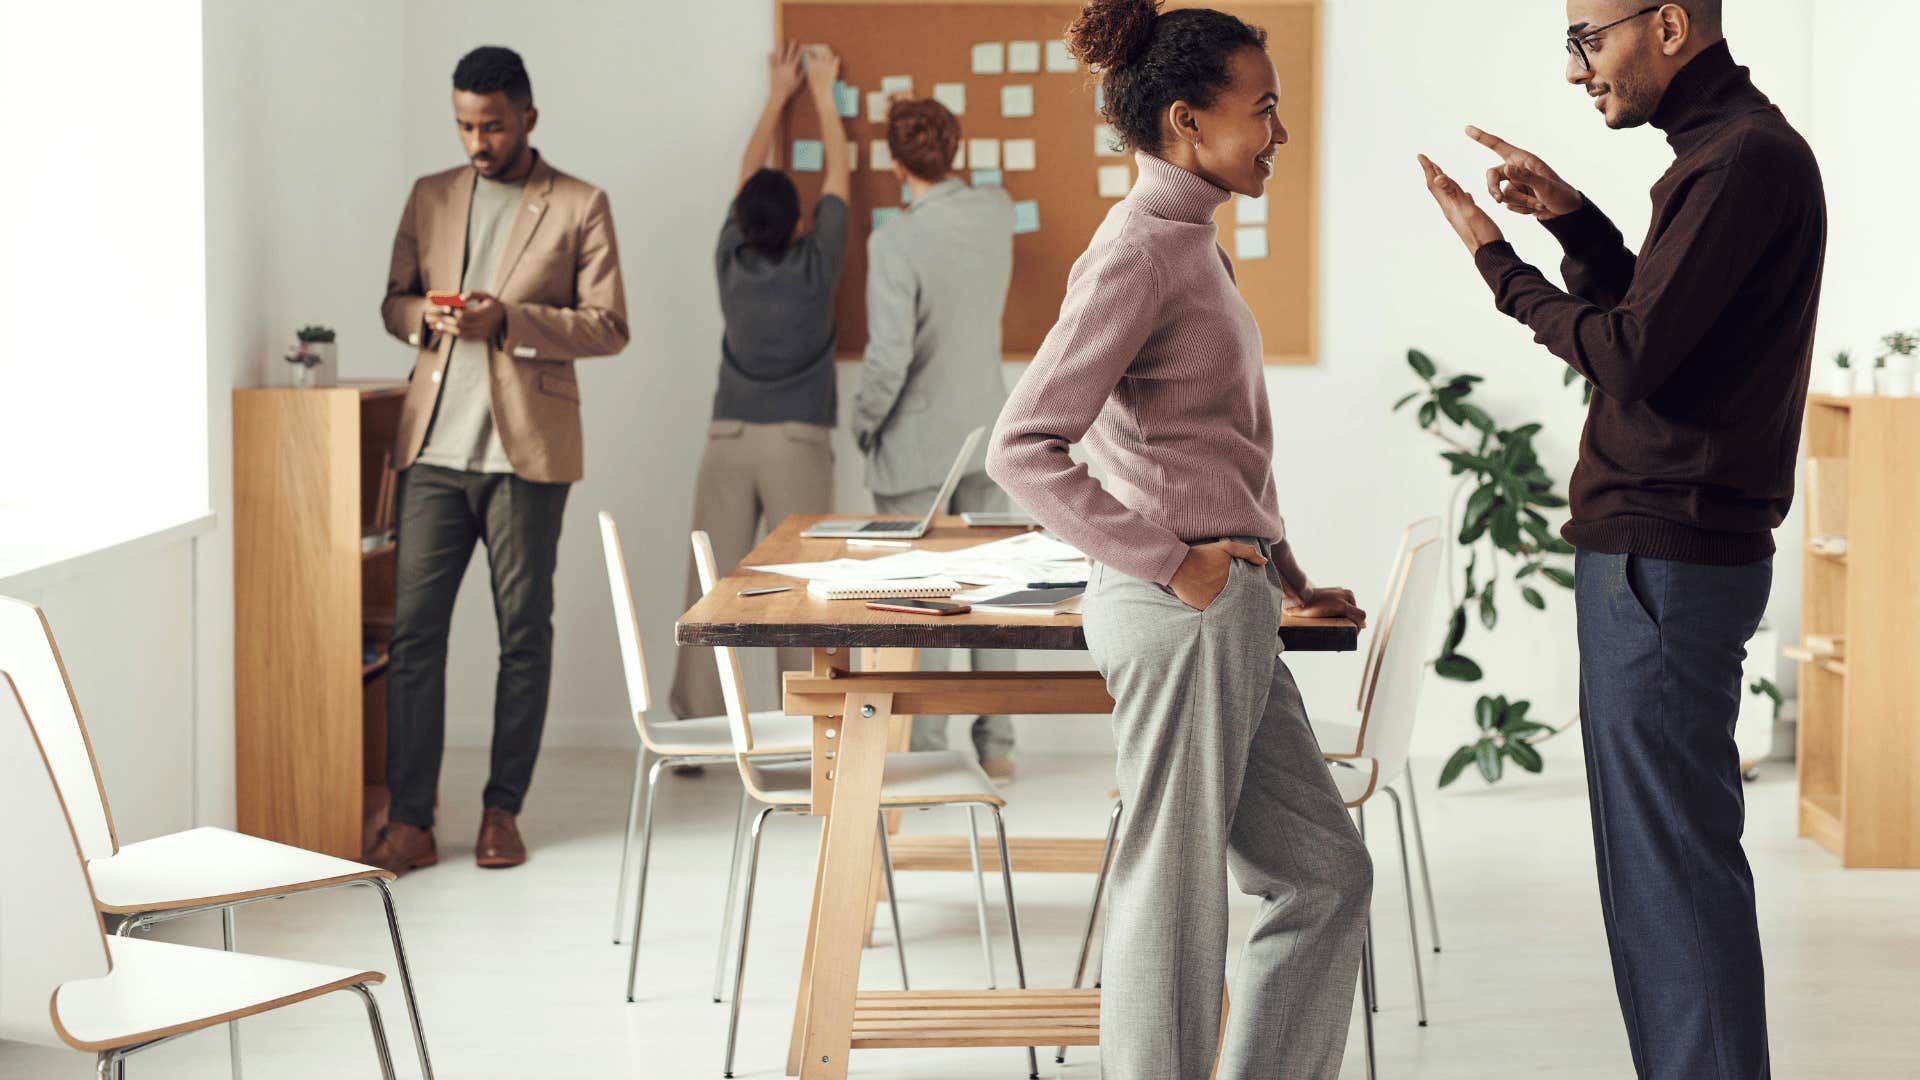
382;153;628;484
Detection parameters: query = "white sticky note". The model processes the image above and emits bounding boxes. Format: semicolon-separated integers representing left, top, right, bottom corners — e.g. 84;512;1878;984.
1003;138;1036;172
1095;124;1124;157
1234;226;1269;260
933;82;967;116
1001;84;1034;118
1008;41;1041;73
1095;85;1105;114
880;75;914;96
847;143;860;171
971;42;1005;75
792;140;824;172
1235;193;1269;225
1045;40;1078;73
967;138;999;169
869;140;893;171
867;91;890;123
952;143;966;170
1097;164;1132;198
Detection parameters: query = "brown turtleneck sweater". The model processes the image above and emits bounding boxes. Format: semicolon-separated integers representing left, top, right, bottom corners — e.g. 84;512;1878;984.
1472;41;1826;566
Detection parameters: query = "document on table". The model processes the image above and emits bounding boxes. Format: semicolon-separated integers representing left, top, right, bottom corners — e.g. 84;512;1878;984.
749;532;1089;590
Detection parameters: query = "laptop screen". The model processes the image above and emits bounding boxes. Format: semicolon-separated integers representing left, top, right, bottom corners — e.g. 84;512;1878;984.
913;427;987;532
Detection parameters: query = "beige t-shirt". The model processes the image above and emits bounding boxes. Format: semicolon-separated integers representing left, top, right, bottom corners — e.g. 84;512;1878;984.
417;171;525;473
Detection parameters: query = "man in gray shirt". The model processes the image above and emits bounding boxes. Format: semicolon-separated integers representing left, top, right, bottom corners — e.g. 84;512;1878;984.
856;98;1019;777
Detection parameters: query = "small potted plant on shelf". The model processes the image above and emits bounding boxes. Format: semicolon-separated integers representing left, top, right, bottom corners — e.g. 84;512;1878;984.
1878;330;1919;398
284;325;337;389
1826;351;1853;397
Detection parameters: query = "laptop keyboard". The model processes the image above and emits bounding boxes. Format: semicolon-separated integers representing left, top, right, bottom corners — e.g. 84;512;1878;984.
857;519;915;532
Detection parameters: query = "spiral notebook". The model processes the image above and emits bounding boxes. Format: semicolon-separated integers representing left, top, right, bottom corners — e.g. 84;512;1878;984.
806;578;961;601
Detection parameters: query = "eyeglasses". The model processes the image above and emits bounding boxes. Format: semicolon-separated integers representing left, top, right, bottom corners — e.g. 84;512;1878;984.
1565;5;1660;72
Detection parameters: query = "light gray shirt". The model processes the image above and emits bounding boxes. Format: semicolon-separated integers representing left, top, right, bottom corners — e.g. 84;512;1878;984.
417;171;525;473
854;179;1015;496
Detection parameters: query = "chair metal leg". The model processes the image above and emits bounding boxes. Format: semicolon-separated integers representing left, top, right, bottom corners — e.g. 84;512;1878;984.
347;983;400;1080
1384;787;1429;1027
96;1053;112;1080
711;787;753;1002
624;755;670;1003
1401;762;1442;953
612;744;647;944
876;814;910;991
988;806;1039;1080
366;878;435;1079
1058;798;1122;1064
965;805;997;989
222;907;242;1080
1357;804;1378;1012
1359;929;1378;1080
723;806;779;1079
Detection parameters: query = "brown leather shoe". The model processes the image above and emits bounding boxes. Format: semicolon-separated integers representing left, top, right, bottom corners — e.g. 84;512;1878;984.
476;808;527;868
982;757;1016;784
364;822;438;876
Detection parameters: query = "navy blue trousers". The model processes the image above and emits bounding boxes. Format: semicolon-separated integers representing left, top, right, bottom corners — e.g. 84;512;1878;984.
1574;550;1772;1080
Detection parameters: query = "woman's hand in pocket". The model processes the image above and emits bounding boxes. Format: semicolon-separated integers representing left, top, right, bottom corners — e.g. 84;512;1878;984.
1169;540;1268;611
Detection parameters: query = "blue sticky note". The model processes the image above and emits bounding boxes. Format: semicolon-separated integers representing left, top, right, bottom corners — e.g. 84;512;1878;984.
872;207;903;231
792;139;824;172
1012;200;1040;235
834;81;859;119
901;183;914;205
970;168;1004;188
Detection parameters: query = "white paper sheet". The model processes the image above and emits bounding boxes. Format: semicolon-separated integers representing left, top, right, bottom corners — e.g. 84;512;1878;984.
1097;164;1131;198
971;42;1005;75
1045;40;1078;73
1235;193;1269;224
1003;138;1036;171
933;82;967;115
967;138;999;169
1008;41;1041;73
1000;84;1034;118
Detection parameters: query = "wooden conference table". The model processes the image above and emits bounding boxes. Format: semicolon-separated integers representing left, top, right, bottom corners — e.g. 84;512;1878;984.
676;515;1359;1079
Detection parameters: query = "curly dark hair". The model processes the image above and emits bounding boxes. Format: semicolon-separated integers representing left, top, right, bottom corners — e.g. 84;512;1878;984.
733;168;801;258
887;98;962;182
453;45;533;107
1066;0;1267;153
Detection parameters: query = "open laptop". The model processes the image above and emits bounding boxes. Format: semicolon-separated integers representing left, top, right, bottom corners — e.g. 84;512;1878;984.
802;427;987;539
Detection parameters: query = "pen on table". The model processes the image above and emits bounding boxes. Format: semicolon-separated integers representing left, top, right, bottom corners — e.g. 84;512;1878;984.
847;539;912;549
738;585;792;597
1024;581;1086;589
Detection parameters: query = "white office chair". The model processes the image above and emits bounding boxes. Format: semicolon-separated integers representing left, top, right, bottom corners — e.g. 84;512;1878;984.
1315;518;1445;959
691;530;1037;1080
0;674;401;1080
1324;534;1445;1040
0;597;432;1080
598;512;822;1005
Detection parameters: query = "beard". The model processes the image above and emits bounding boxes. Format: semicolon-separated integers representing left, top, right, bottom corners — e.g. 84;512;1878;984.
472;140;526;178
1601;57;1661;129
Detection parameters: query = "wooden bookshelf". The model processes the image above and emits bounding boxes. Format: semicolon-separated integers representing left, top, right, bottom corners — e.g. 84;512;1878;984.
234;381;404;859
1792;395;1920;868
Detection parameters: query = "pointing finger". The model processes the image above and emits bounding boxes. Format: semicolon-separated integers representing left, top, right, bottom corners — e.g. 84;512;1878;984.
1465;124;1516;155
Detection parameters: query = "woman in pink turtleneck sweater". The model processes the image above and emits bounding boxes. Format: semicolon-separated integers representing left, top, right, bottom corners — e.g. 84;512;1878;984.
986;4;1371;1078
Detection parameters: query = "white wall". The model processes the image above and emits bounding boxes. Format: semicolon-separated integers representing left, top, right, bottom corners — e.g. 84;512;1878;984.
195;1;1842;783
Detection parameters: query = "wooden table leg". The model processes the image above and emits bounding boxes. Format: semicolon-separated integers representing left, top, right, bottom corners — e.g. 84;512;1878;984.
788;647;850;1076
797;690;895;1080
860;648;918;948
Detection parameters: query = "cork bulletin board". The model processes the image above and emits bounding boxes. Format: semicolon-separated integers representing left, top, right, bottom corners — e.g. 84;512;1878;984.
776;0;1321;365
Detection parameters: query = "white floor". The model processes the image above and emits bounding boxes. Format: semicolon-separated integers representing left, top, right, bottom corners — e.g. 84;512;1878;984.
5;740;1916;1079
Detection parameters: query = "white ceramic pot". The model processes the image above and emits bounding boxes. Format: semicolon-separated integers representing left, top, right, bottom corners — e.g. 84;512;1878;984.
1825;367;1854;397
1885;373;1915;398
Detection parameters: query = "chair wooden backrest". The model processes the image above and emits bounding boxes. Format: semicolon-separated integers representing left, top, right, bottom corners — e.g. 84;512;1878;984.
1355;518;1442;717
596;512;655;744
689;531;757;756
1354;538;1444;788
0;672;113;1048
0;597;118;861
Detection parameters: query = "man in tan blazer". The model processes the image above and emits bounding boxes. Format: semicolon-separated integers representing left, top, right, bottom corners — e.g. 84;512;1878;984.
368;45;627;876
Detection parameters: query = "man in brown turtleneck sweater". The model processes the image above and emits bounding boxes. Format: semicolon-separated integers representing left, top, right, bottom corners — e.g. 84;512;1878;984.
1419;4;1824;1078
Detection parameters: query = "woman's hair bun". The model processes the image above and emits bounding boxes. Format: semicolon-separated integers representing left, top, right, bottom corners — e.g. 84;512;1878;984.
1066;0;1159;71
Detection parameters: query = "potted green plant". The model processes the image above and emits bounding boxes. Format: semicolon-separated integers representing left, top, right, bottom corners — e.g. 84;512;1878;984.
1878;330;1918;398
285;325;337;389
1824;350;1853;398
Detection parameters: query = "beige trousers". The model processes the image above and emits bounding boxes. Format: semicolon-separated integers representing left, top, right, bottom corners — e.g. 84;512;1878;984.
668;419;833;721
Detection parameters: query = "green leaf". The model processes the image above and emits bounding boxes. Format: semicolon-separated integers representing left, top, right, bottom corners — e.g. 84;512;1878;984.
1459;511;1491;545
1392;390;1421;412
1443;606;1467;655
1509;422;1543;439
1438;745;1476;789
1434;654;1484;682
1543;537;1576;555
1489;508;1522;550
1418;400;1438;428
1475;739;1505;783
1542;566;1577;589
1515;561;1540;579
1444;451;1494;474
1408;349;1437;379
1474;696;1498;730
1478;588;1498;630
1464;484;1498;527
1522;585;1546;609
1508;699;1531;723
1502;719;1549;739
1526;491;1570;508
1507;738;1544;773
1459;403;1497;433
1436;393;1467;425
